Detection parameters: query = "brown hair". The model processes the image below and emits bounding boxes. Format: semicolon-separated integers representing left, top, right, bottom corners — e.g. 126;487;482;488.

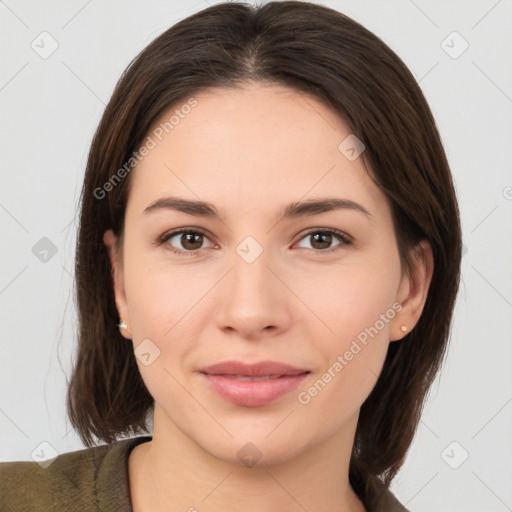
66;1;462;509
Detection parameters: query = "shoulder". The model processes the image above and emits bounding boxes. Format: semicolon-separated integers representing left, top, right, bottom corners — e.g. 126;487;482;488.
374;482;411;512
356;476;411;512
0;435;151;512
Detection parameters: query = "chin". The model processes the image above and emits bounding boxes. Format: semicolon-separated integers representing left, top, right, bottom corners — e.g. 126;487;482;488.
197;430;308;468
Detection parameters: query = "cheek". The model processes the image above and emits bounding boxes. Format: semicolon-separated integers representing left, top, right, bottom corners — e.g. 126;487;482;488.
298;338;388;428
122;250;214;397
123;248;212;341
123;263;201;412
295;257;399;410
298;252;400;338
297;291;394;422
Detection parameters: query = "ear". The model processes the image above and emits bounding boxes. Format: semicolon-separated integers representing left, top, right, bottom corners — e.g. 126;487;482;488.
103;229;132;339
390;240;434;342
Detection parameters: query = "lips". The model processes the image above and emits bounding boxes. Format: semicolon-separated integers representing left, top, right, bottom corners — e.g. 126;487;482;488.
199;360;310;378
199;360;311;407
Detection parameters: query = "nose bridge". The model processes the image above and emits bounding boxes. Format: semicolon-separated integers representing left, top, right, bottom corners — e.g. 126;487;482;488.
231;238;277;310
233;241;271;298
215;235;290;336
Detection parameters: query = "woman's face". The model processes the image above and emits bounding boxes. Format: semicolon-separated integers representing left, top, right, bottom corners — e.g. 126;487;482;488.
104;83;425;465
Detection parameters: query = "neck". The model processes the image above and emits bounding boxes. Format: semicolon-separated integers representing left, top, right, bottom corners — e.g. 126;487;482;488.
129;405;366;512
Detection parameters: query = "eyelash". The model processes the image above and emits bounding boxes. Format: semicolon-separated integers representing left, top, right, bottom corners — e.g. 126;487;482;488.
156;227;352;257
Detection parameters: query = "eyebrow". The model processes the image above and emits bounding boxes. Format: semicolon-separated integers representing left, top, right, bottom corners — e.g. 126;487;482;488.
143;196;373;222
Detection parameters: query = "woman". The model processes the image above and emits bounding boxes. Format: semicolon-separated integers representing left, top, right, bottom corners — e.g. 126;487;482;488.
0;1;462;511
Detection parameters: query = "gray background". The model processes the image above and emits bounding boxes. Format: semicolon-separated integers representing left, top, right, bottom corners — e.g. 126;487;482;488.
1;0;511;510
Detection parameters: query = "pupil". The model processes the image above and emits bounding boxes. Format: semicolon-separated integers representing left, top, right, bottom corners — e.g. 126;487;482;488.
183;233;202;250
313;233;331;249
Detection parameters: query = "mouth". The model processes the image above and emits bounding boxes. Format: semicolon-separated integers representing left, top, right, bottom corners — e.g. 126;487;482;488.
211;374;306;381
199;360;310;378
199;360;311;407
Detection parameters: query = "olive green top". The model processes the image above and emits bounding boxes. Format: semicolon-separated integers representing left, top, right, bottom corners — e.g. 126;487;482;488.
0;435;410;511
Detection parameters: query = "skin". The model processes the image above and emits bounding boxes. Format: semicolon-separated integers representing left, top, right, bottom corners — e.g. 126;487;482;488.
103;82;433;512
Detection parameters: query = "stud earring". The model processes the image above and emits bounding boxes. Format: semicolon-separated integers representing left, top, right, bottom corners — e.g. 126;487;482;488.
118;320;128;333
400;325;407;332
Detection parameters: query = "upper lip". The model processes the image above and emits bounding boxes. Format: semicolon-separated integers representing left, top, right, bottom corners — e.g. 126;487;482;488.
200;360;310;377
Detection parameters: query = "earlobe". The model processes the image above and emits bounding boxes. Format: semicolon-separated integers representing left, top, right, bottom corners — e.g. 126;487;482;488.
103;229;132;339
390;240;434;342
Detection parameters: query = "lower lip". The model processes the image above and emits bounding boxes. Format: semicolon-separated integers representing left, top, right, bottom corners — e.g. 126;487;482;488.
200;373;309;407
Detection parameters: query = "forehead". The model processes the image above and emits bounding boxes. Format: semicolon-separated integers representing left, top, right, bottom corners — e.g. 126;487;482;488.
127;83;389;222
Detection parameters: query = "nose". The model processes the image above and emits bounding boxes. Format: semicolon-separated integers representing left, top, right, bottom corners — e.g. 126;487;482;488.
214;246;292;340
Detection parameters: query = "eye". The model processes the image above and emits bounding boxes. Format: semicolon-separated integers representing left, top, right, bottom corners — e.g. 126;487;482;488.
157;228;215;256
294;228;352;254
156;227;352;256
